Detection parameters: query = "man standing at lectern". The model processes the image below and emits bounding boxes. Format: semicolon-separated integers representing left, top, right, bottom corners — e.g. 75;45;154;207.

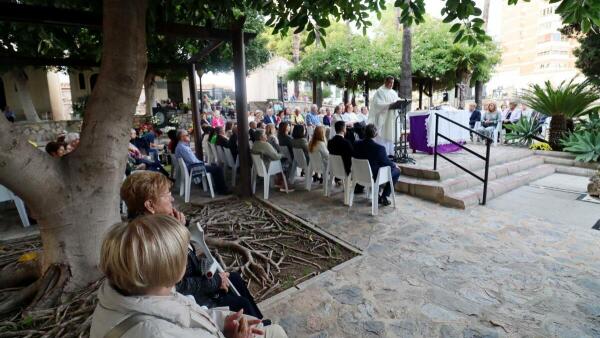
369;76;406;156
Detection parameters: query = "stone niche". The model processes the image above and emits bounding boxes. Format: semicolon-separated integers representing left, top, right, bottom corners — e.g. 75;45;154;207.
12;119;83;143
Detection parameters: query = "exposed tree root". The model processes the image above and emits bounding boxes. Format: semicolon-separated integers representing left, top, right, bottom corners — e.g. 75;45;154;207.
181;197;357;301
0;255;41;289
0;198;355;337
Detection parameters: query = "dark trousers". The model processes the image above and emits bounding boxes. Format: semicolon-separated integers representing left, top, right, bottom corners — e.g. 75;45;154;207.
137;158;169;177
215;272;263;319
380;167;400;198
189;163;228;194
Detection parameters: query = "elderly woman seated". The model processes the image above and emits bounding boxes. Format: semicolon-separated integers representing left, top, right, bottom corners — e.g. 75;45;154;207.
90;214;287;338
120;171;263;319
476;102;501;140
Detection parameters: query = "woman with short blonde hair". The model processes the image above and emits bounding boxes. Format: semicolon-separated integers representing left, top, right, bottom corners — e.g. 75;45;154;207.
91;214;287;338
99;215;189;295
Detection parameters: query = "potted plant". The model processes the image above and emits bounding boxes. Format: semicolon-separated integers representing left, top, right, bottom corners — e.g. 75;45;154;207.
521;79;599;150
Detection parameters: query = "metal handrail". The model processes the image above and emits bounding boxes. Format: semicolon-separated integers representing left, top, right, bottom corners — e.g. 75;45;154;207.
433;113;492;205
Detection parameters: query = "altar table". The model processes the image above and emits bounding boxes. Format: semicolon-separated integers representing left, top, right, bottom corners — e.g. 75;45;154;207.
408;109;471;155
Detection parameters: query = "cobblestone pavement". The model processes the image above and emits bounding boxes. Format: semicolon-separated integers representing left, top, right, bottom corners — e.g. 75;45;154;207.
259;188;600;337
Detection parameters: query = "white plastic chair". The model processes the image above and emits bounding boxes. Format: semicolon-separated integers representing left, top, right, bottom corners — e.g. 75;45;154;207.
223;147;239;186
250;154;289;200
291;148;309;184
216;145;227;168
170;154;179;181
203;139;214;164
348;158;396;216
326;154;351;205
209;143;222;166
306;151;328;192
178;158;215;202
0;185;30;227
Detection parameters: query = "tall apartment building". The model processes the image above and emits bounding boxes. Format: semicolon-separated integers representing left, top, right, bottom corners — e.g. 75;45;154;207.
487;0;581;100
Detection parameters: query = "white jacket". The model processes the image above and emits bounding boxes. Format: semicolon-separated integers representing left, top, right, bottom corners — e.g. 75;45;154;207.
90;281;229;338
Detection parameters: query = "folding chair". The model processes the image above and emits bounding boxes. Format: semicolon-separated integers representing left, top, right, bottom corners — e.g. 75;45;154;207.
306;152;328;192
223;147;239;186
0;185;30;227
250;154;289;200
348;158;396;216
291;148;309;185
326;154;351;205
178;158;215;202
188;222;240;296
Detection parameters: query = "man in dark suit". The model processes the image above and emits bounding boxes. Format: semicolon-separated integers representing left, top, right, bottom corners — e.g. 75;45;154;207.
353;124;400;206
468;103;481;129
328;121;353;174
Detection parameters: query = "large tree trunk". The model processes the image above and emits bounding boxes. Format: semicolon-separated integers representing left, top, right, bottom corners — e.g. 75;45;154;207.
11;69;40;122
399;23;412;112
144;71;156;116
457;71;473;109
0;0;148;302
474;81;483;109
292;34;300;99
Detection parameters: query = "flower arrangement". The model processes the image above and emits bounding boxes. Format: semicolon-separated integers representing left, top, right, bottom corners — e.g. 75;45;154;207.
529;142;552;151
149;115;161;125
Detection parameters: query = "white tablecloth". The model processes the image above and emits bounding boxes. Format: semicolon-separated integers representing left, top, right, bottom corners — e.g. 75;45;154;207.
408;109;471;147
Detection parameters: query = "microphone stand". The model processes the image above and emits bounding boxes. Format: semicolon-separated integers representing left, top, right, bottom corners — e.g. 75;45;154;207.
392;99;416;164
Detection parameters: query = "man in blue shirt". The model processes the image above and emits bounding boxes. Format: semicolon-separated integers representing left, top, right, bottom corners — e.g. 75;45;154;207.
353;124;400;206
263;108;276;125
175;130;228;194
305;104;321;126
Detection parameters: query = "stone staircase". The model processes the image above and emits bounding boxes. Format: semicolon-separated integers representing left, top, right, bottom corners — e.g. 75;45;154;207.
396;146;598;209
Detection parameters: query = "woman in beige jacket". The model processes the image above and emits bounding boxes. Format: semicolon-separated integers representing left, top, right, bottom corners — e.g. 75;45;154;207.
90;215;287;338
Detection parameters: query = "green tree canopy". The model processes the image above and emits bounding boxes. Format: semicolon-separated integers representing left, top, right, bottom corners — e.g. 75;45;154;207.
574;30;600;89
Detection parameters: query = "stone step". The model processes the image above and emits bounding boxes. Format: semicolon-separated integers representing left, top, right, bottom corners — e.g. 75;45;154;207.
441;156;545;193
541;156;600;171
534;150;576;159
396;156;545;202
399;146;533;181
441;164;556;209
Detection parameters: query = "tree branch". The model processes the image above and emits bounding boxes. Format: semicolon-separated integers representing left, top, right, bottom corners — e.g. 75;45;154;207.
0;117;65;212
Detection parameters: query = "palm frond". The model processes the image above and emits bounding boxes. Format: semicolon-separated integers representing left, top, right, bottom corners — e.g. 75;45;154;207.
521;78;600;119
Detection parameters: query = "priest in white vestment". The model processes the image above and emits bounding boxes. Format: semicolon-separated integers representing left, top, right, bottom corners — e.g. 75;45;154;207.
369;76;403;156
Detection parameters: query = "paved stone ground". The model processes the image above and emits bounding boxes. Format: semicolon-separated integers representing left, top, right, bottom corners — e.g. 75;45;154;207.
259;186;600;338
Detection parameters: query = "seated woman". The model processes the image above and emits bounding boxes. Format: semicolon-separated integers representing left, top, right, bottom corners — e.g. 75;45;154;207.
90;214;287;338
265;124;280;152
476;102;501;140
120;172;261;318
291;124;309;162
308;126;329;183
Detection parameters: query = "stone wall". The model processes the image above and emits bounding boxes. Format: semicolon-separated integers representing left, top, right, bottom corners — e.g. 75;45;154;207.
12;120;83;143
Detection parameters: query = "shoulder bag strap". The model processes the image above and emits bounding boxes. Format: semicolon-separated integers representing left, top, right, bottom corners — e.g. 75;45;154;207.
103;313;153;338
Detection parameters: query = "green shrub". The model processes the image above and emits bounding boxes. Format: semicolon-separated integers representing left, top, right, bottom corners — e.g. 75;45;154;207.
561;131;600;162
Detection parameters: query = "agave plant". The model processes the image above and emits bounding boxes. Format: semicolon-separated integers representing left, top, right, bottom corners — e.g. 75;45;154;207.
561;131;600;163
505;117;546;146
521;79;600;150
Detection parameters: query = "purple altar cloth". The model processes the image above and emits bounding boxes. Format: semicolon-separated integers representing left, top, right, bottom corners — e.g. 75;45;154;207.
409;114;463;155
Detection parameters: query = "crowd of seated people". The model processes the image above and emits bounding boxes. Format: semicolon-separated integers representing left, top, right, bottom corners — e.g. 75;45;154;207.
467;101;548;143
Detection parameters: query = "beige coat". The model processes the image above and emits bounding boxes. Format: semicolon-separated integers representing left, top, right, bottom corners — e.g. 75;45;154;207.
90;282;287;338
90;282;227;338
